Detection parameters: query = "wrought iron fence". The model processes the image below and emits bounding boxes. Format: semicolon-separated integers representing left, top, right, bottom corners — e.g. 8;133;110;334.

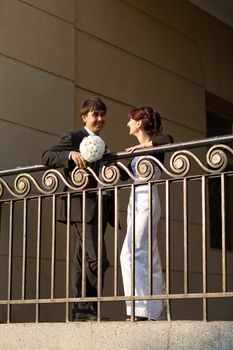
0;135;233;323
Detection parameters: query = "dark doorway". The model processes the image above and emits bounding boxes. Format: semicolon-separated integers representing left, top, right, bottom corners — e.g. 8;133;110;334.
206;92;233;250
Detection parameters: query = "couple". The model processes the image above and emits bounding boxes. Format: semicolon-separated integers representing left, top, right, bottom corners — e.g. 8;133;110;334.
41;97;173;322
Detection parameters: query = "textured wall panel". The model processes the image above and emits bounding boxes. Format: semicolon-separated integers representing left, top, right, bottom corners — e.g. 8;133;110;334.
125;0;233;102
76;0;202;84
0;122;58;169
76;32;205;133
0;56;74;135
0;0;74;78
22;0;75;22
211;19;233;102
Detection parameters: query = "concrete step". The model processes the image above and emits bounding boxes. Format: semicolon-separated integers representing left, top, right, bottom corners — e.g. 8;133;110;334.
0;321;233;350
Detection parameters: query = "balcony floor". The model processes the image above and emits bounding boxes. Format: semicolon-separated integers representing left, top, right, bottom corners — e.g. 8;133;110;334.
0;321;233;350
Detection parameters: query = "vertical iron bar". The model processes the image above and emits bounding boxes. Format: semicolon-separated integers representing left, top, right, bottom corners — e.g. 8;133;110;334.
65;193;71;322
130;184;135;320
81;191;87;298
165;181;171;321
50;195;56;299
183;178;188;294
114;187;119;297
97;189;103;321
221;174;226;293
7;201;13;323
202;176;207;321
35;197;42;323
148;182;152;295
21;198;27;300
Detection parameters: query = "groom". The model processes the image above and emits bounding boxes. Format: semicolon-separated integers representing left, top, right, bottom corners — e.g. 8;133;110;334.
41;97;114;321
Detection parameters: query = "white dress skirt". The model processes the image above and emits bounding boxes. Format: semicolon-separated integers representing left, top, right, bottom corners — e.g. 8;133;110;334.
120;157;163;320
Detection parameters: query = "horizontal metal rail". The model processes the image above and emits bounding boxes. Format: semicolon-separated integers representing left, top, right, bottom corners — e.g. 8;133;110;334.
0;134;233;176
0;292;233;305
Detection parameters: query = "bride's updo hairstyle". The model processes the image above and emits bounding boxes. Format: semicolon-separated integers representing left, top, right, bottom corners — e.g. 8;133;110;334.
128;106;162;136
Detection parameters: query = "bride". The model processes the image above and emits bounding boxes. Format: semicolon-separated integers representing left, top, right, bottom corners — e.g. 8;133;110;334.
120;106;173;320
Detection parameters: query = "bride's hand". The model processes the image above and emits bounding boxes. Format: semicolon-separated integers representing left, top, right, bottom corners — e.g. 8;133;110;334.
126;140;153;153
125;144;144;153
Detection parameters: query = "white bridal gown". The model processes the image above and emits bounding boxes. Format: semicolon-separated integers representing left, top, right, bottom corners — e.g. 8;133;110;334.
120;156;164;320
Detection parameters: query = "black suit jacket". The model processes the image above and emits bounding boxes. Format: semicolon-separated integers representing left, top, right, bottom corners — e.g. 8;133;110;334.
41;129;114;226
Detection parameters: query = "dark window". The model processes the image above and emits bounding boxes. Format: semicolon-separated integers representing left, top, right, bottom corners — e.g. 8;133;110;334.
206;111;233;250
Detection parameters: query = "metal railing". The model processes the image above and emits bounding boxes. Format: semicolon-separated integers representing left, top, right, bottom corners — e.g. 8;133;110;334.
0;135;233;323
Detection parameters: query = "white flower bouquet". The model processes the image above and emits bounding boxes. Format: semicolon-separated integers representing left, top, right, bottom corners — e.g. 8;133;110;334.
79;135;105;163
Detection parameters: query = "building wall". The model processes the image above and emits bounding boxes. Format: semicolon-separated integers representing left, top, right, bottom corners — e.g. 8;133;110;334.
0;0;232;322
1;1;232;170
0;0;75;169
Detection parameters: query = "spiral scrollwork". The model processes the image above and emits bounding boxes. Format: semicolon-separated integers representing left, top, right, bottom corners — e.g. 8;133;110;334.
0;182;3;198
42;170;59;193
206;145;228;171
101;164;121;185
71;167;89;189
134;157;155;181
169;151;191;177
14;174;31;197
0;142;232;201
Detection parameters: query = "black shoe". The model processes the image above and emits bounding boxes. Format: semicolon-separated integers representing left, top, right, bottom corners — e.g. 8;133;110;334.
86;302;97;314
126;315;148;321
72;302;97;322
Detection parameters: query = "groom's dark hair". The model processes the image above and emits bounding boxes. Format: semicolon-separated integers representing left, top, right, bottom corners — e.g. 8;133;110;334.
80;97;107;117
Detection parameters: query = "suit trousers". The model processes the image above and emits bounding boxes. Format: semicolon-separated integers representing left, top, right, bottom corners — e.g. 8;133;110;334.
72;196;110;300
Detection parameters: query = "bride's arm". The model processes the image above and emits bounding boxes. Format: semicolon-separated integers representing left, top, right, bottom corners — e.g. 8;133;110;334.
126;140;152;153
126;133;174;153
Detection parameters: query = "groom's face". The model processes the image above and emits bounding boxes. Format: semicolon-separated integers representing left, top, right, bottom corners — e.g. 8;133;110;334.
82;109;106;134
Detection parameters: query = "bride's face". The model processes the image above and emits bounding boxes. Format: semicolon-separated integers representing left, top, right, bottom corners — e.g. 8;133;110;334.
127;118;139;136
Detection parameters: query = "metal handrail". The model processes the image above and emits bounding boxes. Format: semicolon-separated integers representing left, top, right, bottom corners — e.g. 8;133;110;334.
0;134;233;177
0;133;233;323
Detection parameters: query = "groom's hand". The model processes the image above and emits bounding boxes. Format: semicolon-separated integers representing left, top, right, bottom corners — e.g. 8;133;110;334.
70;151;86;168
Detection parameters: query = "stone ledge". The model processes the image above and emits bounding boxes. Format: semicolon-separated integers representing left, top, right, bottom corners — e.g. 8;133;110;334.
0;321;233;350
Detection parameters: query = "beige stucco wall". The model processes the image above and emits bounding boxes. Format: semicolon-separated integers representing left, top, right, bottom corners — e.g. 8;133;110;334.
0;0;232;322
0;0;75;169
1;0;232;164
